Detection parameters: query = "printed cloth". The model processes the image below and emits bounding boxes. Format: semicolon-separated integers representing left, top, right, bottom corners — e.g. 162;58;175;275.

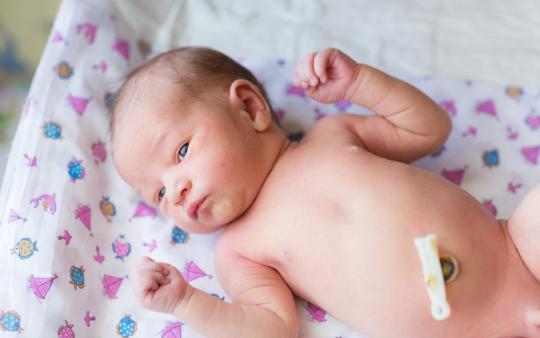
0;0;539;337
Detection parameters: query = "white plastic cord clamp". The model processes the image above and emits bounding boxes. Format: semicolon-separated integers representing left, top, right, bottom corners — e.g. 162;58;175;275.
414;234;451;320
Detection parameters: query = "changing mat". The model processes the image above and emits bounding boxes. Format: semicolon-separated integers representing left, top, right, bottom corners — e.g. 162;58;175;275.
1;0;539;337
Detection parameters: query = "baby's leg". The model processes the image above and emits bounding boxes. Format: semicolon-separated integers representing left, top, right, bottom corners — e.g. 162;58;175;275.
508;184;540;281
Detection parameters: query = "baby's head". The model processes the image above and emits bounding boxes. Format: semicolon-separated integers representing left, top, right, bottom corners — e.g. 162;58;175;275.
111;47;287;233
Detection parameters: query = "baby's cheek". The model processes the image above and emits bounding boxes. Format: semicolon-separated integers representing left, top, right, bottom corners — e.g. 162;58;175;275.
210;198;234;223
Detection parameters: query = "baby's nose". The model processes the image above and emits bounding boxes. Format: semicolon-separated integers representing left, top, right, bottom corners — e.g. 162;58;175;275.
163;174;192;205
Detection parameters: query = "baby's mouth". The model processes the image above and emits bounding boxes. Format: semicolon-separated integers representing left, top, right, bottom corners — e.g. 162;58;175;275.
187;196;207;220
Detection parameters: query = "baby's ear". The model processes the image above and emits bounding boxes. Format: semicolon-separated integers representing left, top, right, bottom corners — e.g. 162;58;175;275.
229;79;272;132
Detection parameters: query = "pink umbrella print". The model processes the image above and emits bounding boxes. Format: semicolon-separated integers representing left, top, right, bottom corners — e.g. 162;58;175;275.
476;99;498;119
439;100;457;117
129;201;157;221
102;274;125;299
114;40;130;61
68;95;90;116
27;274;58;300
521;146;539;165
75;205;93;235
183;261;212;282
160;322;183;338
441;167;467;186
305;302;326;323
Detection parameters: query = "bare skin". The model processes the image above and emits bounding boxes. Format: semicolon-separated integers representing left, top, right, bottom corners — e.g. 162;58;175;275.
113;48;540;338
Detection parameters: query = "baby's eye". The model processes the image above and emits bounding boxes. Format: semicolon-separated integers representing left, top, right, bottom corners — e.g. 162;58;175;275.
178;143;189;160
158;187;166;202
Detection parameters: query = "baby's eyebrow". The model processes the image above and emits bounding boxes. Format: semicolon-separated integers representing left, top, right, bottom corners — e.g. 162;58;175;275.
149;132;167;155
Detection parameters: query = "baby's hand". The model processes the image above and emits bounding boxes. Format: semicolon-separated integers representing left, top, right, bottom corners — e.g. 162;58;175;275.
132;256;188;314
293;48;360;103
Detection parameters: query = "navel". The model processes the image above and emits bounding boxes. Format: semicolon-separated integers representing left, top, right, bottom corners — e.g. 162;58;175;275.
440;255;459;283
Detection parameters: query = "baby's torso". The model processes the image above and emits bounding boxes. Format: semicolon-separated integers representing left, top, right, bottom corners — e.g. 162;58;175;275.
221;124;509;337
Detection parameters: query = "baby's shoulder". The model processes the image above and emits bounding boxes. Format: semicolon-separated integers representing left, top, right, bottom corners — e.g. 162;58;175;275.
302;114;365;147
214;217;271;271
215;218;257;256
307;114;353;136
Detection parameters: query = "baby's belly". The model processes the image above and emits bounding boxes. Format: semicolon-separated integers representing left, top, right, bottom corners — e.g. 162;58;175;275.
250;160;507;337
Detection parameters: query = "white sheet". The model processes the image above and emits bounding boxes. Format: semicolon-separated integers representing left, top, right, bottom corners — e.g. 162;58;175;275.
112;0;540;86
0;0;539;337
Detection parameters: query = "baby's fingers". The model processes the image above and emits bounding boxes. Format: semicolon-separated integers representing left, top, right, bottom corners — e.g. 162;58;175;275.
302;52;320;87
134;256;158;271
294;64;310;88
135;271;170;292
160;263;183;279
314;48;335;84
295;53;320;88
292;74;302;88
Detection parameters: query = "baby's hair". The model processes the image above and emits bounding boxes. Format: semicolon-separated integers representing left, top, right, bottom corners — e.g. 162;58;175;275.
110;47;278;137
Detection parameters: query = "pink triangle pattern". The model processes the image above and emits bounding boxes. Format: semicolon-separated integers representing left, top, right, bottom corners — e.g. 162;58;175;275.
521;146;539;165
183;261;212;282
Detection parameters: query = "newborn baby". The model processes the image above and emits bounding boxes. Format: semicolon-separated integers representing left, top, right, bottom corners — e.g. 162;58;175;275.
111;47;540;338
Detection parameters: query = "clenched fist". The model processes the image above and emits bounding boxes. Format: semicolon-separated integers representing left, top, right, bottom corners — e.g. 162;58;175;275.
293;48;360;104
132;256;188;314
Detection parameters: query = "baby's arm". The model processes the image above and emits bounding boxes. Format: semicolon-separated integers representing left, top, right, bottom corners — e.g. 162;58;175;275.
175;237;299;338
295;48;452;162
132;245;298;338
174;238;299;338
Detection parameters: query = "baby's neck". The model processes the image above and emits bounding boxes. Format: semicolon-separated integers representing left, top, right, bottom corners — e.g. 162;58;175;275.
264;127;293;172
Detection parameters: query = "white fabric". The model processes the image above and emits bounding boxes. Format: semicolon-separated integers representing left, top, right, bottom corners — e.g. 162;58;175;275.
0;0;539;337
112;0;540;86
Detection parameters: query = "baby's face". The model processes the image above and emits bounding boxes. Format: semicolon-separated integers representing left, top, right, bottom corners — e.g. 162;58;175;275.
112;77;268;233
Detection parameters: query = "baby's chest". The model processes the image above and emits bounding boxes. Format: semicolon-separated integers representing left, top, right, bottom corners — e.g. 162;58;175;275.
236;170;387;287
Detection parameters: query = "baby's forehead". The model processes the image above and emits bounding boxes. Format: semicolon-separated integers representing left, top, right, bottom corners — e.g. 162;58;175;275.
113;74;187;127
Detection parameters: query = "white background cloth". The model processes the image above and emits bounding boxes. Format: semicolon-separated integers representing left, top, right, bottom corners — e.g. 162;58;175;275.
111;0;540;86
0;1;539;337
